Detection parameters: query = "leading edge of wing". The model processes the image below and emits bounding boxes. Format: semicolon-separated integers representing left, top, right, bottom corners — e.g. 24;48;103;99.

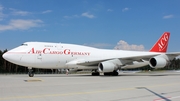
66;54;159;66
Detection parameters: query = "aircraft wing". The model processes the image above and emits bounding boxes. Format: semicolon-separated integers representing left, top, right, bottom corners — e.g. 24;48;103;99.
67;54;159;66
166;52;180;56
67;52;180;67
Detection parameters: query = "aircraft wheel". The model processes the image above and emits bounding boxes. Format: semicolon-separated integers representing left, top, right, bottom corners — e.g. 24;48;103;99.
92;72;100;76
112;71;119;76
29;72;34;77
104;71;118;76
104;72;112;76
28;69;34;77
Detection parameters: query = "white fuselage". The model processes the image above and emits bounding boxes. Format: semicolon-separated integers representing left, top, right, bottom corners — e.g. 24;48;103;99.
3;42;162;70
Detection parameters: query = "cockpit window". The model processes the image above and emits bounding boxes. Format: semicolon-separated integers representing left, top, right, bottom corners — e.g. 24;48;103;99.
21;44;28;46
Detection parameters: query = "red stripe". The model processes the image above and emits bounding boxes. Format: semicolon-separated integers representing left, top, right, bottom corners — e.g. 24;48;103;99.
153;97;171;101
6;52;26;54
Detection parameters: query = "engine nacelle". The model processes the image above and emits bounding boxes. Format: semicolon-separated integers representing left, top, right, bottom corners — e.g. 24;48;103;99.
149;56;168;68
98;61;117;73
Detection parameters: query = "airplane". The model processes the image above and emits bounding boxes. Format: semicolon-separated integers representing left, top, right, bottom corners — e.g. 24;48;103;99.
3;32;180;77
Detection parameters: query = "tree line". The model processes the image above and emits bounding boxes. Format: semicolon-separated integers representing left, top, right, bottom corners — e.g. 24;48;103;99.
0;49;180;74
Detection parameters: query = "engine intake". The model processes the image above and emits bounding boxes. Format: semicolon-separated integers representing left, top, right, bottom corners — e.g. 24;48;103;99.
149;56;167;68
98;61;117;72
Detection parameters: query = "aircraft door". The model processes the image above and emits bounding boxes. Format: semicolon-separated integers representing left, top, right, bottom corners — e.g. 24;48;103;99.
37;53;42;59
56;43;64;67
36;52;42;65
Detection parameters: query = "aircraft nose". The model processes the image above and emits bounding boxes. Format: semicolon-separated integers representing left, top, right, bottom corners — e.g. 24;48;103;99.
2;52;22;64
2;52;9;60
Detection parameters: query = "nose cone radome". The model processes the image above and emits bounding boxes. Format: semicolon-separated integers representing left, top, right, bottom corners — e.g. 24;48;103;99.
2;52;8;61
2;52;21;64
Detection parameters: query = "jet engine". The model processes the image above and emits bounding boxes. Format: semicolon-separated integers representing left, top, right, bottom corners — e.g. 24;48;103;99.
98;61;118;72
149;56;168;68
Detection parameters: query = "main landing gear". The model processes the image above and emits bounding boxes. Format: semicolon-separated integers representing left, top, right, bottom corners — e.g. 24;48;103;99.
91;70;100;76
104;70;119;76
91;70;119;76
92;72;100;76
28;67;34;77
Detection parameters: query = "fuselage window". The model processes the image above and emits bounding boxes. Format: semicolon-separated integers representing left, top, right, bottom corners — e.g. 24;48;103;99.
44;45;53;47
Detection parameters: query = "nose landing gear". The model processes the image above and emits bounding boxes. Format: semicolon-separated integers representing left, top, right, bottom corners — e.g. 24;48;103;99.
28;67;34;77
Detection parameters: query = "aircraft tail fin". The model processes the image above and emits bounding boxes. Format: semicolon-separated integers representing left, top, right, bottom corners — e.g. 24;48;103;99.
149;32;170;53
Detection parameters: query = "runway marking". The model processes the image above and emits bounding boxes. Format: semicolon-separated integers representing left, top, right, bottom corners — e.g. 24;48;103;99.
24;77;43;82
0;82;180;100
24;79;42;82
154;96;180;101
153;97;171;101
0;88;134;100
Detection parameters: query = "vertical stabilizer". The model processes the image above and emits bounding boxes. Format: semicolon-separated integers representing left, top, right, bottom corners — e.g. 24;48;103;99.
150;32;170;53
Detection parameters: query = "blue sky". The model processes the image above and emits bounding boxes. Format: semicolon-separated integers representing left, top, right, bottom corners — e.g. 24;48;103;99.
0;0;180;52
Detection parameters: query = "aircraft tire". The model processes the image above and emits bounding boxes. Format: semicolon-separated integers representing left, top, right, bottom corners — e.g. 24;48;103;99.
28;70;34;77
104;72;112;76
112;71;119;76
92;72;100;76
104;71;118;76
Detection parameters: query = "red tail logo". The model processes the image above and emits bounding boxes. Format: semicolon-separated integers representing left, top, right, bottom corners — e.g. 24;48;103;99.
150;32;170;53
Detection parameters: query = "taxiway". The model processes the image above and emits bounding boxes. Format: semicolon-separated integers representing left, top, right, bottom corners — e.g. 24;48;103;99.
0;71;180;101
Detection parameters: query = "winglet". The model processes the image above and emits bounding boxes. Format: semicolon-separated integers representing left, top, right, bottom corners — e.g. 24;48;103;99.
150;32;170;53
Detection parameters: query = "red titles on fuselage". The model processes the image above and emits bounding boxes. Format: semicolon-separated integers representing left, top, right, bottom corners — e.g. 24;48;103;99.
28;48;90;56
